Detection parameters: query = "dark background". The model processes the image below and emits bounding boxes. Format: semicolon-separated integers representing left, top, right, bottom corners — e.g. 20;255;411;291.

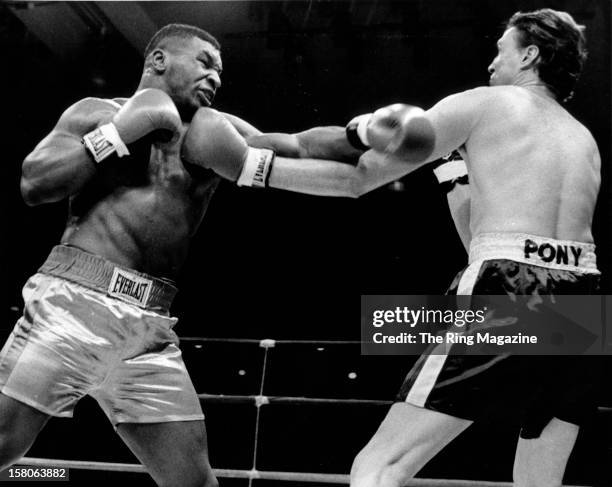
0;1;610;485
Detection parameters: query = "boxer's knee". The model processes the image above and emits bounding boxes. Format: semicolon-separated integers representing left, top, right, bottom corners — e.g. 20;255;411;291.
513;456;564;487
513;473;563;487
156;461;217;487
350;444;413;487
0;429;30;470
195;467;218;487
513;418;578;487
0;394;49;470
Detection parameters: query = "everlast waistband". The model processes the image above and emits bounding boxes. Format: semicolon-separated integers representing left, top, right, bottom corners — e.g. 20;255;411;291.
38;245;178;312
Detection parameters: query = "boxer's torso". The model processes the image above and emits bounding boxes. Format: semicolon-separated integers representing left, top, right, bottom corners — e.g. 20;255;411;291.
462;86;599;243
445;182;471;251
61;98;221;279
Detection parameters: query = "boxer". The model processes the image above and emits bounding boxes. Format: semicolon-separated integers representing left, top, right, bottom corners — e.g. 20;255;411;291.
258;9;600;487
0;23;359;486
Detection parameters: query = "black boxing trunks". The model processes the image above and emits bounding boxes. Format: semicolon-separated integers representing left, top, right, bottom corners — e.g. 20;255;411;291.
397;233;601;438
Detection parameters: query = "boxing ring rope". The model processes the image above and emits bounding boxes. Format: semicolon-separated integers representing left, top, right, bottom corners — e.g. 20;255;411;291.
198;393;392;406
16;457;545;486
16;337;595;487
180;337;362;345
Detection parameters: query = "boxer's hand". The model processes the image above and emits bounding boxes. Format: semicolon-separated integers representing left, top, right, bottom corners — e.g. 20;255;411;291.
367;104;435;162
82;89;182;163
113;89;182;144
182;108;275;186
345;113;372;151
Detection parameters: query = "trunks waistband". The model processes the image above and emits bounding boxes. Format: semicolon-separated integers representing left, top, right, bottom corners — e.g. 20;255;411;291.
468;233;599;274
38;245;178;312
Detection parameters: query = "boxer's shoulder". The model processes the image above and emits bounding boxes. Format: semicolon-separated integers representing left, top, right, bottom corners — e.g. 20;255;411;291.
459;85;524;107
65;97;122;114
219;111;261;137
58;98;120;123
56;98;121;133
455;86;537;124
433;86;507;121
111;97;129;106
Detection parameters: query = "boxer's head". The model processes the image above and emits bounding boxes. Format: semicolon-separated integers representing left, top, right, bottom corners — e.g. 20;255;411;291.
142;24;222;120
488;9;587;103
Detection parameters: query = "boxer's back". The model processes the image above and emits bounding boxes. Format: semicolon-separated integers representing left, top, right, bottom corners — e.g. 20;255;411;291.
466;86;600;243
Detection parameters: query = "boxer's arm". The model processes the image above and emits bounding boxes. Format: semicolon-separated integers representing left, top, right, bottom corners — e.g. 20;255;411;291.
221;112;262;137
269;149;422;197
221;112;361;162
186;108;415;196
21;98;117;206
422;88;490;161
369;87;492;163
266;88;492;196
248;127;363;163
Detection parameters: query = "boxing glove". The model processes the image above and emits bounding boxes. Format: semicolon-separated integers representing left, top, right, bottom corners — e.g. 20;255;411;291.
82;89;182;163
182;108;275;186
366;104;435;162
345;113;373;150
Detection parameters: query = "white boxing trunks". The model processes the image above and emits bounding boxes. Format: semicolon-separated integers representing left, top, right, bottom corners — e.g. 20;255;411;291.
0;245;204;425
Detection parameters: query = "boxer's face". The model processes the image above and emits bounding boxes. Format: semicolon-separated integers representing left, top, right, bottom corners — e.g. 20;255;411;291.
164;37;223;120
487;27;524;86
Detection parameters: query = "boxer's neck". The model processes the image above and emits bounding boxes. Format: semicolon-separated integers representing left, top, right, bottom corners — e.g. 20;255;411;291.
136;71;169;93
513;70;556;101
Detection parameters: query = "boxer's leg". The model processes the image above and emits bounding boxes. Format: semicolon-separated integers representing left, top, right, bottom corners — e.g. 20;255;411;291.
0;393;50;469
350;403;471;487
513;418;579;487
118;420;216;487
0;275;98;469
95;322;211;487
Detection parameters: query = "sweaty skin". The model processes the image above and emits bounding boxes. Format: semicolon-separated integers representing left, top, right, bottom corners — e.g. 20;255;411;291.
20;103;360;279
445;182;470;251
21;97;221;279
19;31;359;280
268;26;600;245
447;86;599;243
20;36;231;279
268;88;600;246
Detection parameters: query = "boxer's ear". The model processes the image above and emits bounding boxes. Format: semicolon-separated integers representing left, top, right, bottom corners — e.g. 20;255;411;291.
521;45;539;69
150;49;168;74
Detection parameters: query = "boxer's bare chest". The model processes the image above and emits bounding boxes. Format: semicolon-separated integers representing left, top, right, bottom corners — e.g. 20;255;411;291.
64;138;220;276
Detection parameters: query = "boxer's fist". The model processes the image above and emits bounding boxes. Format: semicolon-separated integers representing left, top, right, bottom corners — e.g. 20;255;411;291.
82;88;181;163
182;108;275;186
367;104;435;162
113;88;182;144
345;113;372;150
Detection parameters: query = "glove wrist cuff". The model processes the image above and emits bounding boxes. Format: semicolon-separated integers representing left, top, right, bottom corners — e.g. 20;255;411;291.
82;123;130;163
346;114;372;150
237;147;276;188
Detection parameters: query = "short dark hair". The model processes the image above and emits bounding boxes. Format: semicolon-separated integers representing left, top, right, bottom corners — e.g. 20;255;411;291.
507;9;587;102
144;23;221;60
